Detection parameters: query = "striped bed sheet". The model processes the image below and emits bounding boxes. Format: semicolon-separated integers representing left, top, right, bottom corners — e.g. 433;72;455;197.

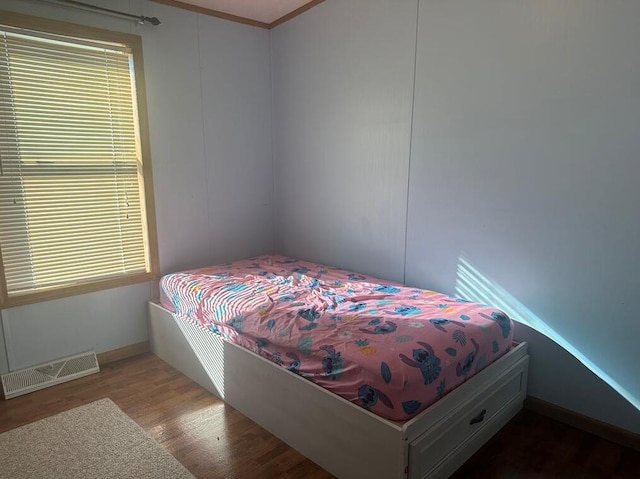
160;255;514;421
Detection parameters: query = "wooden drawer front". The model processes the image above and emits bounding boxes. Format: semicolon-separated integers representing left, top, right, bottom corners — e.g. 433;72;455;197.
409;369;524;478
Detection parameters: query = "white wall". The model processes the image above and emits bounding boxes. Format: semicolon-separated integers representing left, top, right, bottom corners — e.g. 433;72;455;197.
198;14;274;264
143;1;274;273
272;0;640;432
406;0;640;433
0;0;273;372
271;0;417;283
516;323;640;432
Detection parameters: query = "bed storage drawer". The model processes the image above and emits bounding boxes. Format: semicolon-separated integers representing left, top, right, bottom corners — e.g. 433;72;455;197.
408;363;525;479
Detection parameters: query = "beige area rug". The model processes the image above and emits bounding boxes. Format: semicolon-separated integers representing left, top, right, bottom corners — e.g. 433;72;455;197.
0;398;194;479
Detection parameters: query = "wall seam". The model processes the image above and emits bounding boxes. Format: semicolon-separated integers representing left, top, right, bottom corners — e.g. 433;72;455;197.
195;13;213;261
402;0;420;285
269;27;278;254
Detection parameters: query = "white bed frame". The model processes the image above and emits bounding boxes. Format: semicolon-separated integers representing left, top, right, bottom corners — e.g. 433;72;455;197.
148;301;529;479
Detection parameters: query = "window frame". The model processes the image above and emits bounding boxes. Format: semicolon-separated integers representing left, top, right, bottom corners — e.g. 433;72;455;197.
0;10;159;308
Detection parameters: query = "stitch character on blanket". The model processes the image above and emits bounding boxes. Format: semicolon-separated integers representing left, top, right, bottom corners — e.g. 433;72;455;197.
320;345;344;379
358;384;394;410
429;317;467;333
456;338;480;377
480;312;512;338
399;342;442;385
286;352;301;375
359;320;397;335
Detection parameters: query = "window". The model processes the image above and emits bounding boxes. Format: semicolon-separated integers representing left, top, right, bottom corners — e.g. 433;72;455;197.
0;12;158;307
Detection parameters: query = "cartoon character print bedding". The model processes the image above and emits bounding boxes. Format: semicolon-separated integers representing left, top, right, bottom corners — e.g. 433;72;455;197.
160;255;513;421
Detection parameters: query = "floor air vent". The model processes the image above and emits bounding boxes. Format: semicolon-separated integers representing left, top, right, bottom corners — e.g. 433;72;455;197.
1;351;100;399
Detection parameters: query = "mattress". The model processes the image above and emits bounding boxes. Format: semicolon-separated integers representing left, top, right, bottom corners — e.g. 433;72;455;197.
160;255;514;421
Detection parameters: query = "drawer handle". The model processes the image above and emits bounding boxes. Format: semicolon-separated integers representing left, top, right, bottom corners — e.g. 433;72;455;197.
469;409;487;425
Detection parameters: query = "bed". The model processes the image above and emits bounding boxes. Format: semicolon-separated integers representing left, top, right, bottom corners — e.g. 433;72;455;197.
148;255;529;479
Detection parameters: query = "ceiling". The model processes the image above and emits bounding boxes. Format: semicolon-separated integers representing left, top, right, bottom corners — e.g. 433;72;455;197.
158;0;322;27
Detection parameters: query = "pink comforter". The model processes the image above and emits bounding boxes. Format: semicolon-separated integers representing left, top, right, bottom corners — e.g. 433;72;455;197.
160;255;513;421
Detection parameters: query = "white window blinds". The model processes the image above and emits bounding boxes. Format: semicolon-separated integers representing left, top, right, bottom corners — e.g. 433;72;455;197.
0;24;153;300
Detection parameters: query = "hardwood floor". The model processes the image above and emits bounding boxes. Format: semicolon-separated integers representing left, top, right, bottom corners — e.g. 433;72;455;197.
452;409;640;479
0;353;638;478
0;353;331;479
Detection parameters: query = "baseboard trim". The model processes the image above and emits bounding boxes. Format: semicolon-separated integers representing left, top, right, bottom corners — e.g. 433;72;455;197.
525;396;640;452
97;342;149;366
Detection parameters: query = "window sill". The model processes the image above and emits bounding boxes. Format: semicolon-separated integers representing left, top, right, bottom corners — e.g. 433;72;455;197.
0;271;160;309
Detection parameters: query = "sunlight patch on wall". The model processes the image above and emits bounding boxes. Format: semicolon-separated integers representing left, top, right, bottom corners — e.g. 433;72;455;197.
455;256;639;411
